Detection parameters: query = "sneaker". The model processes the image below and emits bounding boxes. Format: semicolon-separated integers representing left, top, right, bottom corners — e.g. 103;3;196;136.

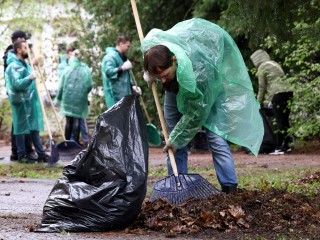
269;149;285;155
18;155;37;164
27;151;38;161
281;147;292;153
10;154;19;161
38;154;51;163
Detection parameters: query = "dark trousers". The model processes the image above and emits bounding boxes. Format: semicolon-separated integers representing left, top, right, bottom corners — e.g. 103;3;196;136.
271;92;293;149
65;116;81;144
11;124;33;156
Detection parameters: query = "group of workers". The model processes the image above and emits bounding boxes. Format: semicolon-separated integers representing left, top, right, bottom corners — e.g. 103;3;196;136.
3;18;293;193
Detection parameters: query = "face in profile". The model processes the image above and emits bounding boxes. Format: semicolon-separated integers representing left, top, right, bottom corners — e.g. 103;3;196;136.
20;42;29;59
150;58;177;84
119;41;131;54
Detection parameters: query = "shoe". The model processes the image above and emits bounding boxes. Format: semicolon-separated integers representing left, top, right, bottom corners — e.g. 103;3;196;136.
38;154;51;163
27;151;38;161
269;149;285;155
18;155;37;164
221;185;238;194
281;147;292;153
10;154;19;161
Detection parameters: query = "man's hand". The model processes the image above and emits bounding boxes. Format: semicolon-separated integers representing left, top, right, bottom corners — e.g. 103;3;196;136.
29;71;37;80
163;139;177;153
132;86;142;95
53;100;60;107
32;57;39;66
122;60;132;71
143;71;156;88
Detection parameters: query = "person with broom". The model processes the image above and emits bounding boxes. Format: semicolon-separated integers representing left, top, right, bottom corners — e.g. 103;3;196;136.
5;39;50;163
142;18;264;194
3;30;38;162
101;35;142;109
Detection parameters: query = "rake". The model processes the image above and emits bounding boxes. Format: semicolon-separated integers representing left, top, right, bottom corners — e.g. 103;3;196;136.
27;45;59;166
131;0;220;205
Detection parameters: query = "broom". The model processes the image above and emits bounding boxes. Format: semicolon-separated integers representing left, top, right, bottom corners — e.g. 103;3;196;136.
130;0;220;205
26;44;59;166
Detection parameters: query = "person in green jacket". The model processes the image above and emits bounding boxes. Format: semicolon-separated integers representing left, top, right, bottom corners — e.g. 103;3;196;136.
56;49;93;144
56;44;89;146
3;30;37;161
251;49;293;154
57;45;75;78
142;18;263;193
5;39;50;163
101;35;142;108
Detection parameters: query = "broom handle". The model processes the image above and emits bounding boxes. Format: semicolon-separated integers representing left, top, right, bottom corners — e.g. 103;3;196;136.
26;45;53;141
130;70;151;123
131;0;179;177
130;0;144;43
35;64;67;141
151;83;178;176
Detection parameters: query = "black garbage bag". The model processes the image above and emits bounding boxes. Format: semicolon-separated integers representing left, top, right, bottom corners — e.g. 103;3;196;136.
37;95;148;232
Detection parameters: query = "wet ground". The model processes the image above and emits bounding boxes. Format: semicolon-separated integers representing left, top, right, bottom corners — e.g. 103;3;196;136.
0;143;320;239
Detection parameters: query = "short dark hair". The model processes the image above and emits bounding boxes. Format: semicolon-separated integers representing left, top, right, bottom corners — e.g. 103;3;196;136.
66;44;75;53
116;35;130;45
144;45;174;75
11;30;28;43
13;39;26;53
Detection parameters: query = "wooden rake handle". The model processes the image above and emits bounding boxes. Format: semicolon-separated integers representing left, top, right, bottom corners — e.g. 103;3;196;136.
26;44;53;141
35;65;67;141
130;0;179;177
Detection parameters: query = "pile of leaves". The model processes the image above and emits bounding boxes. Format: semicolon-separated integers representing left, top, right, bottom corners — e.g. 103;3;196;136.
128;187;320;239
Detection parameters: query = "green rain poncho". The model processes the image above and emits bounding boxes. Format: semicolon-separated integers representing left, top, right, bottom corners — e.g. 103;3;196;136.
141;18;263;155
101;47;132;108
56;57;93;119
5;54;44;135
57;54;68;78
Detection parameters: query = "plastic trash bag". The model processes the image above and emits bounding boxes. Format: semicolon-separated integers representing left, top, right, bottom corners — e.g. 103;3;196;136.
37;94;148;232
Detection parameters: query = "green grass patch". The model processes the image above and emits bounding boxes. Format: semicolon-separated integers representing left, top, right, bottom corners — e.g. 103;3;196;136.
1;160;319;197
0;163;64;179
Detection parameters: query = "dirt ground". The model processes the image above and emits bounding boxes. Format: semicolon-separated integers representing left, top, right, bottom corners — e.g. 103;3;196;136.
0;142;320;239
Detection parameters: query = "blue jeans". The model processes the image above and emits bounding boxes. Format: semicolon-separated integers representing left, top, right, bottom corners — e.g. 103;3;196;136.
16;130;46;158
71;119;88;144
164;92;188;175
164;91;238;187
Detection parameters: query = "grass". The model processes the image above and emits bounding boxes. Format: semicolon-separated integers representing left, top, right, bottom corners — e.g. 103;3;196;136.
1;157;319;197
0;163;64;179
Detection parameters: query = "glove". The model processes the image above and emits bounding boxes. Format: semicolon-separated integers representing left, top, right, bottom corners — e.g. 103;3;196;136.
122;60;132;71
53;100;60;107
132;86;142;95
163;139;177;153
29;71;37;80
143;71;156;88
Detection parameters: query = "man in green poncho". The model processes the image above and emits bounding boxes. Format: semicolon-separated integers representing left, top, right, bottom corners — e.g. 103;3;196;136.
3;30;37;161
56;49;93;144
142;18;263;193
5;39;50;163
101;35;142;108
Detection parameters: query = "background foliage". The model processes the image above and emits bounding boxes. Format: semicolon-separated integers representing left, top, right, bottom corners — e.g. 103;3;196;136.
1;0;319;142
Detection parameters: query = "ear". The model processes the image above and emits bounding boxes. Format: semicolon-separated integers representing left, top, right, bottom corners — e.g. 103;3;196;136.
172;56;177;62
